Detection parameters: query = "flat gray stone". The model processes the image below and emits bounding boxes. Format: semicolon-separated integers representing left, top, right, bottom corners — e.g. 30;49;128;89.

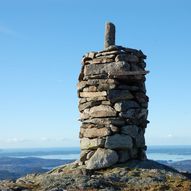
86;96;106;102
105;134;133;149
114;101;140;111
87;79;117;85
84;61;130;77
89;105;117;118
80;138;105;150
108;90;134;103
77;81;87;90
121;125;139;138
80;91;107;98
86;148;118;169
78;101;101;112
80;127;111;138
82;117;126;127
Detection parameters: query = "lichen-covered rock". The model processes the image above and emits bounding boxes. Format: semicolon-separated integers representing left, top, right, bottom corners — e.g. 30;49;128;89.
78;100;101;112
1;160;190;191
80;91;107;98
86;148;118;169
80;127;111;138
89;105;117;118
80;138;105;150
84;61;130;77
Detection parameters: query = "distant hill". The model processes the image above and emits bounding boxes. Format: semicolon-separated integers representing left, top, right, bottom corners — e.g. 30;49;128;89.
0;157;73;180
158;160;191;173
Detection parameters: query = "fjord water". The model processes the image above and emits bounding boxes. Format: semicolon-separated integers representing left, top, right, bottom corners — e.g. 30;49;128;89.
0;146;191;161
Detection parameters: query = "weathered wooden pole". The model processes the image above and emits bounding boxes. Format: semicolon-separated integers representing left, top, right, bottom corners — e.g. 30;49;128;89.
104;22;115;49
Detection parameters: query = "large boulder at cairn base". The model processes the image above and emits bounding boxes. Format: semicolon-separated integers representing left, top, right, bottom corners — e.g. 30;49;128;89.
86;148;118;169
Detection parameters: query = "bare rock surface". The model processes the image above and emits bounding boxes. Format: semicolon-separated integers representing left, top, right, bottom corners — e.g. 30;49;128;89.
0;160;191;191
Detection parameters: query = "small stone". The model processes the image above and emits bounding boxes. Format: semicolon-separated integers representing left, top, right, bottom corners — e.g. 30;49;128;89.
121;125;139;138
86;96;107;102
78;101;101;112
139;61;146;68
83;86;97;92
80;138;105;150
115;54;127;62
89;105;117;118
92;57;114;64
117;85;139;91
80;91;107;98
88;86;97;92
81;127;111;138
119;109;137;119
97;50;120;57
97;83;116;91
131;63;143;71
118;150;130;163
110;124;119;133
80;109;90;120
135;92;149;103
88;52;96;59
86;151;95;160
126;55;139;63
101;101;111;105
84;61;130;77
82;118;126;127
86;148;118;169
105;134;133;149
80;123;96;129
87;79;117;85
108;90;134;103
79;98;87;104
80;150;89;162
77;81;87;90
138;109;148;119
114;101;140;111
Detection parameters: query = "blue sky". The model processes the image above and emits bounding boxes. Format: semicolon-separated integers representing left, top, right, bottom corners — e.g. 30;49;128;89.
0;0;191;148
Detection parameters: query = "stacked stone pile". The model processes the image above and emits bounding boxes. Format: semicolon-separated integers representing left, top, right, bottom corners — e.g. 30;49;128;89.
77;23;149;170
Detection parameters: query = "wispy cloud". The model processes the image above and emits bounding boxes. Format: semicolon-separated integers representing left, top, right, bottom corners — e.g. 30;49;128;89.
0;137;79;148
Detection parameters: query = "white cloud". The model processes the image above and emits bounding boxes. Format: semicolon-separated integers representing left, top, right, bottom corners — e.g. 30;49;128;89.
0;137;79;148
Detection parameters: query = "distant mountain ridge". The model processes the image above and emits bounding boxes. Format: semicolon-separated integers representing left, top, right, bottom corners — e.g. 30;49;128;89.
0;157;73;180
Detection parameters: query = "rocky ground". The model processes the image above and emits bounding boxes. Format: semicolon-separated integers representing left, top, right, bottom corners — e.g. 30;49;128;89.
0;160;191;191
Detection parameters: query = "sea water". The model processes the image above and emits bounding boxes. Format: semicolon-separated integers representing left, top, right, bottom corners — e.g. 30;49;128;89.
0;146;191;161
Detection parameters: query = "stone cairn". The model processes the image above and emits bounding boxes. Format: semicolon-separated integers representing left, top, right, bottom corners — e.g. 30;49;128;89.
77;22;149;170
